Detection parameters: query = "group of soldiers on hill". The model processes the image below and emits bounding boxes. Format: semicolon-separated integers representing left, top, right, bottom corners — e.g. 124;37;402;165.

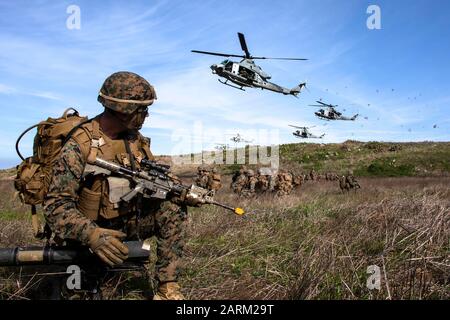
338;172;361;192
194;165;360;198
229;167;360;197
230;166;301;197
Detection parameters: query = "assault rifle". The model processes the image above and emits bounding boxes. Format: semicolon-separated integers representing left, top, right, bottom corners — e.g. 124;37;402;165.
93;157;245;215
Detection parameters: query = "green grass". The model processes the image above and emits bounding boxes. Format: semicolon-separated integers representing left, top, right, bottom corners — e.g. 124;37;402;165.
0;211;30;221
277;141;450;176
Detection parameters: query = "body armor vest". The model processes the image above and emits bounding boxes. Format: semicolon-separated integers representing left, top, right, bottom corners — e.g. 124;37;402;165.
70;117;154;222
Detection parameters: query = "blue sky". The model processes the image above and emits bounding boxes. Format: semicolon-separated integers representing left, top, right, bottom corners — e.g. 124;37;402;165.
0;0;449;168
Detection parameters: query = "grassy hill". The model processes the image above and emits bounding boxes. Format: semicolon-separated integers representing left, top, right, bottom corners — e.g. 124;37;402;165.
211;141;450;177
279;141;450;177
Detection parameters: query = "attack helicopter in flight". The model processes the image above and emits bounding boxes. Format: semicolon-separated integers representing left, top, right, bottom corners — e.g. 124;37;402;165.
309;101;358;121
192;32;308;97
289;125;325;139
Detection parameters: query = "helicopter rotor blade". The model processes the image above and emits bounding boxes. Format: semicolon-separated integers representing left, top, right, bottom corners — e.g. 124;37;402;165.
289;125;306;129
238;32;251;59
191;50;246;58
316;100;338;108
252;56;308;61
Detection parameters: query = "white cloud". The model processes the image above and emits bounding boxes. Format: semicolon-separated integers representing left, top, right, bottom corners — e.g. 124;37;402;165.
0;84;16;94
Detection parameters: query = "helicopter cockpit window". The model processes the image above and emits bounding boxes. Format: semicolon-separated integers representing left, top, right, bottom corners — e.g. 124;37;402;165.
223;60;233;72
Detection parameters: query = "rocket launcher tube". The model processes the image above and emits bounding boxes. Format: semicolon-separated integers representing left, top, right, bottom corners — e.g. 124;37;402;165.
0;241;149;267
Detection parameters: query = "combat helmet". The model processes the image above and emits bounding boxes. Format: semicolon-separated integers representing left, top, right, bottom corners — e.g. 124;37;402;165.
98;71;157;114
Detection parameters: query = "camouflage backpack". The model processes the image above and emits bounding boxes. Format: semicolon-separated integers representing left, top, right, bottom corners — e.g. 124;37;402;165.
14;108;89;239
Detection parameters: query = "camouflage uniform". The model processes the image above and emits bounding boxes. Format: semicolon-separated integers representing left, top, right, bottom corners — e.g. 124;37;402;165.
195;166;209;189
207;168;222;194
275;171;294;196
241;169;257;198
309;169;317;181
268;173;276;192
256;173;270;193
345;173;360;189
231;167;248;195
44;72;187;289
339;175;348;192
292;172;303;189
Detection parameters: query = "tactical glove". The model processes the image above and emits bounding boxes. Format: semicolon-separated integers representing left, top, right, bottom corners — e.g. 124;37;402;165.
87;227;129;266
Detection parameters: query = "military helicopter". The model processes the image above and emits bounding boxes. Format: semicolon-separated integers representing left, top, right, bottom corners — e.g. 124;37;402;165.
228;133;253;144
289;125;325;139
309;101;358;121
192;33;308;96
215;143;230;151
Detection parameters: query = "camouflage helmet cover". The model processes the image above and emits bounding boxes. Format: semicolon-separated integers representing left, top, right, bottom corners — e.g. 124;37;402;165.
98;71;157;114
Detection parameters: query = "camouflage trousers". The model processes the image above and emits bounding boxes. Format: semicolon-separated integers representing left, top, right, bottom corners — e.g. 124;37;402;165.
98;200;188;283
275;184;293;196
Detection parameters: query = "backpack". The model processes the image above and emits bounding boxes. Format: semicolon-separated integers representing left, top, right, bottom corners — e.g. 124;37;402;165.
14;108;89;239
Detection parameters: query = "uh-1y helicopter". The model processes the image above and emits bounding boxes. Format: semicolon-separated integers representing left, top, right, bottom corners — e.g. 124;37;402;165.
215;143;230;151
192;32;308;97
229;133;253;144
309;101;358;121
289;125;325;139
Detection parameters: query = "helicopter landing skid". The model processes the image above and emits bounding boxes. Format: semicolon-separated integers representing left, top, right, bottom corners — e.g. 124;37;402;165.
219;79;245;91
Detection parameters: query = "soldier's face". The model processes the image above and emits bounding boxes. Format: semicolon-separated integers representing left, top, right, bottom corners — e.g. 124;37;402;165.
116;106;150;131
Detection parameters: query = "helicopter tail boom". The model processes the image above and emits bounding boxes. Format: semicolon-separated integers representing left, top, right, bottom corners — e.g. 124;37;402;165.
290;82;307;96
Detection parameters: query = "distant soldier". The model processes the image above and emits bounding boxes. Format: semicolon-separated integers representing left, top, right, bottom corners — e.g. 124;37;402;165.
339;171;360;192
325;172;333;181
207;167;222;194
309;169;317;181
231;166;248;195
345;171;360;190
339;175;349;193
268;172;277;192
256;169;270;193
195;165;209;188
195;166;203;184
241;169;258;198
292;172;303;189
275;170;293;196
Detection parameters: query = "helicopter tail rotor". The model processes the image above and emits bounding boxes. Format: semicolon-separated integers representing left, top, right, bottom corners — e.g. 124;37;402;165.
290;82;307;96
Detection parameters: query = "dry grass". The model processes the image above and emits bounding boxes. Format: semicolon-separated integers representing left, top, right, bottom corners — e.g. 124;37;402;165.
0;174;448;300
181;176;449;300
